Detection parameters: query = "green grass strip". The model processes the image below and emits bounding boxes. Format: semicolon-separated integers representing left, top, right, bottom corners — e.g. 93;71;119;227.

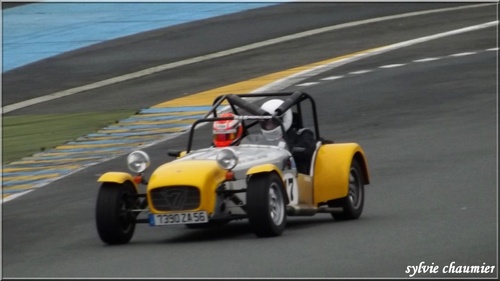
2;110;135;164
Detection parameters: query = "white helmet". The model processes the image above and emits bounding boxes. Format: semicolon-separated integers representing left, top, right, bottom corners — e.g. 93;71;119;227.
259;99;293;140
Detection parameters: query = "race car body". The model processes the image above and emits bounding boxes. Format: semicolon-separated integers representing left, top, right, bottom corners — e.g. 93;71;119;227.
95;91;370;245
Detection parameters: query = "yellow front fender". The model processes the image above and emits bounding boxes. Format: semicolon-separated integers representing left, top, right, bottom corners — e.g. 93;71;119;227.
246;164;284;179
97;172;138;192
313;143;369;204
246;164;290;205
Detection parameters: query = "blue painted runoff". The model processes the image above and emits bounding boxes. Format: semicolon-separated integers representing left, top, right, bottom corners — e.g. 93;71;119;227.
2;2;278;72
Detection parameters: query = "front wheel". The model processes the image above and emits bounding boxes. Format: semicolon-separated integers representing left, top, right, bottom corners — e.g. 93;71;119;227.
330;159;365;220
95;182;138;245
246;173;287;237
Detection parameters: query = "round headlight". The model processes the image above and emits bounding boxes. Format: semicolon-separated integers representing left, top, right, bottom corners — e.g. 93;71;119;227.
127;150;150;173
216;148;238;170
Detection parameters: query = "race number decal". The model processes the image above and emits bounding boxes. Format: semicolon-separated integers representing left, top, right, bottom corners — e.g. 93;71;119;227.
283;173;299;205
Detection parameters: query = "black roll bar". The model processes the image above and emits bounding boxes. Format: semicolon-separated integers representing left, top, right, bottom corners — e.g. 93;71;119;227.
185;91;321;153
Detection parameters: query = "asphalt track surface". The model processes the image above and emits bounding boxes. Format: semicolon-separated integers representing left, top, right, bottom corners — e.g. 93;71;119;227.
1;2;498;278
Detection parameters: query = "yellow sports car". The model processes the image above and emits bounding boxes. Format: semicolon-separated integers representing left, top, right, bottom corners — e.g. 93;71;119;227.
95;91;370;245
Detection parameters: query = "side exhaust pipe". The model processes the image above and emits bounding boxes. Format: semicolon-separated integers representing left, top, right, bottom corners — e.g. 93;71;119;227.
287;205;343;216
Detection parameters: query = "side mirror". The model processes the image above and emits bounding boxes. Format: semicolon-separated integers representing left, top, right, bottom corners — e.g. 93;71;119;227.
292;146;306;153
167;150;182;157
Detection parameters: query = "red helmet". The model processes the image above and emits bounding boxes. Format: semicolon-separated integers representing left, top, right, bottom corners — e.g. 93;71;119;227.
213;113;243;147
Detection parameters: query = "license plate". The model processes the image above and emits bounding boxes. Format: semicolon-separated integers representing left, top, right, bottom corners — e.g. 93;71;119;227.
149;211;208;226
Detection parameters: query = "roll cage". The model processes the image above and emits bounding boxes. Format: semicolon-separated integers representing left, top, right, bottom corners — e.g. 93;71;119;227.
181;91;321;154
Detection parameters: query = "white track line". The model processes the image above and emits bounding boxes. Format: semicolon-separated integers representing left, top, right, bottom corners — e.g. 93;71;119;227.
1;3;495;114
251;20;497;93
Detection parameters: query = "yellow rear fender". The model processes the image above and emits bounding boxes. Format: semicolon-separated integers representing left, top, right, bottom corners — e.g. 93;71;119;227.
97;172;138;192
313;143;369;204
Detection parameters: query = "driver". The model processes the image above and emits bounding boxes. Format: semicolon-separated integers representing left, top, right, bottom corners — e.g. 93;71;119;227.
257;99;317;174
212;112;244;147
240;99;291;147
259;99;294;141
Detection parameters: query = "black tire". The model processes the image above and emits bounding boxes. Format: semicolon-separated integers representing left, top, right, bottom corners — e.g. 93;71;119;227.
330;159;365;220
246;173;287;237
96;182;138;245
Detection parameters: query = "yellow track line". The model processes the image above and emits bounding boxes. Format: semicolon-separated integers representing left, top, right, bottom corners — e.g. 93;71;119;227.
153;49;379;108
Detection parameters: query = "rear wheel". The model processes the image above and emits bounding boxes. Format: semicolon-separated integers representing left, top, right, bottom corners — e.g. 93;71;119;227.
330;159;365;220
96;182;138;245
246;173;287;237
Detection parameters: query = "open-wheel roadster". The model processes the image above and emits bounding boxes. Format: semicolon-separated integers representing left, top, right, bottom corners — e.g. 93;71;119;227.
95;91;370;244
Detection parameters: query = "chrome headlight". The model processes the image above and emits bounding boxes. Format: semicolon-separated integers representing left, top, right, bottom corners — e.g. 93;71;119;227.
127;150;150;173
216;148;238;170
